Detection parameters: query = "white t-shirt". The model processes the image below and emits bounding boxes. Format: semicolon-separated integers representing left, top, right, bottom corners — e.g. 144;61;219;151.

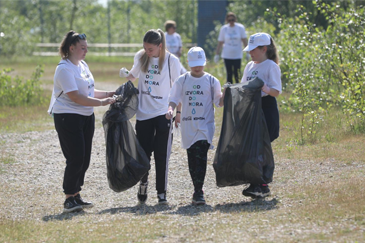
169;72;222;149
218;23;247;59
130;50;181;120
165;32;182;56
48;59;95;116
241;59;282;97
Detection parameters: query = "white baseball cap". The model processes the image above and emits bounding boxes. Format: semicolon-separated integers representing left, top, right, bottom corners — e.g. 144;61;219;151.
243;33;271;52
187;46;206;67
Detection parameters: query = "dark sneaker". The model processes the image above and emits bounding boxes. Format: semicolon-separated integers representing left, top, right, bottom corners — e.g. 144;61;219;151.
74;194;94;209
157;193;168;205
242;184;262;198
63;196;83;213
137;182;148;204
260;184;271;197
192;190;205;205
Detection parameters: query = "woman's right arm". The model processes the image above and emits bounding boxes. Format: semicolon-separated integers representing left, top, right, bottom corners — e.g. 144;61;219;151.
125;73;136;82
126;50;142;82
216;26;225;55
215;41;224;55
67;91;115;107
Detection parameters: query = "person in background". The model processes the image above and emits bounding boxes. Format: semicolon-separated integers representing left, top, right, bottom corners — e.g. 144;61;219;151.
166;47;225;205
124;29;181;205
48;30;116;213
215;12;248;84
240;32;282;198
164;20;187;74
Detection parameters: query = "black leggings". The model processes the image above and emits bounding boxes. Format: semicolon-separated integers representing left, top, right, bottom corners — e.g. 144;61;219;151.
54;113;95;195
136;115;173;194
262;96;280;142
224;58;242;84
187;140;210;193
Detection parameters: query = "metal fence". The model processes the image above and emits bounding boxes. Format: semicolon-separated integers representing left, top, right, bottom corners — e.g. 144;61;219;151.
33;43;196;56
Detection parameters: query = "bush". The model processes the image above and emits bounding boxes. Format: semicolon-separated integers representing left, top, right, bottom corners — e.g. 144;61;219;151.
0;65;44;106
272;2;365;142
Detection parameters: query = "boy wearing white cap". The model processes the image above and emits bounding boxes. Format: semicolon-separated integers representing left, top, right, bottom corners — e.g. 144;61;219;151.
241;32;282;198
166;47;225;205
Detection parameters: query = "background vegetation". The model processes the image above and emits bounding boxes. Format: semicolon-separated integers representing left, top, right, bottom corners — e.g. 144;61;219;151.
0;1;365;242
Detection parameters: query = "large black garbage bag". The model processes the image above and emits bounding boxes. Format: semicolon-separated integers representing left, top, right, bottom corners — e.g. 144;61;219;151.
102;81;150;192
213;77;274;187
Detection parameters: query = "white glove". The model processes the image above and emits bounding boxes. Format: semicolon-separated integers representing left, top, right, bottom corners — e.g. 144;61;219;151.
165;109;174;120
214;55;220;64
119;67;129;78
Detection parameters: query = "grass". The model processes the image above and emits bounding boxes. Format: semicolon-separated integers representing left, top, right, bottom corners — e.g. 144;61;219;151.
0;154;15;166
0;57;364;242
0;104;53;133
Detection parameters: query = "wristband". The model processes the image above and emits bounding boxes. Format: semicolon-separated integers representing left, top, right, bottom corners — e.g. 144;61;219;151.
176;111;181;114
100;100;102;106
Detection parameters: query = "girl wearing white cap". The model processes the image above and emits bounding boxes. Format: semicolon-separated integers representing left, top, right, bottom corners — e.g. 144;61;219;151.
241;32;282;198
123;29;181;205
166;47;225;205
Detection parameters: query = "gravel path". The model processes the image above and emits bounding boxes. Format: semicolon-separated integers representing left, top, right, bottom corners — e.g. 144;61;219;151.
0;109;259;221
1;109;364;242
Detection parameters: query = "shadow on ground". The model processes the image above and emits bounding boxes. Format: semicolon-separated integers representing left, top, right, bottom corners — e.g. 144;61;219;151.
97;203;174;216
214;198;279;213
42;198;279;221
169;197;279;216
42;210;87;221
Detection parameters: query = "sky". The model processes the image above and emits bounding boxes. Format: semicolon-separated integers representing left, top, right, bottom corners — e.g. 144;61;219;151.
98;0;107;7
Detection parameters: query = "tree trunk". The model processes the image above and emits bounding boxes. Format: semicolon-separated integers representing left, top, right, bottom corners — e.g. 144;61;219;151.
70;0;77;30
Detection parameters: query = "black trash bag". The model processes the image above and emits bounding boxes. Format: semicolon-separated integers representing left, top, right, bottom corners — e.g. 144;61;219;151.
102;81;150;192
213;77;275;187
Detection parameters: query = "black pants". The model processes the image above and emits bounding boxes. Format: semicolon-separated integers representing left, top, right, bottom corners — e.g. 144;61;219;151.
136;115;173;194
54;113;95;195
224;58;242;84
262;95;280;142
187;140;210;193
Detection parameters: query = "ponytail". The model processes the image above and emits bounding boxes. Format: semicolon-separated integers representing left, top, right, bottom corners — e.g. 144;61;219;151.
59;30;86;59
157;29;166;71
266;37;279;64
140;29;167;73
59;31;76;59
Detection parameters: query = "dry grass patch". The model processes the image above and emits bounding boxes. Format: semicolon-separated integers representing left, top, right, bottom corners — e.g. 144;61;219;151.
0;104;53;134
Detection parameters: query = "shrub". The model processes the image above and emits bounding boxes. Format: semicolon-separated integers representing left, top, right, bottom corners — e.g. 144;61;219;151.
275;2;365;142
0;65;44;106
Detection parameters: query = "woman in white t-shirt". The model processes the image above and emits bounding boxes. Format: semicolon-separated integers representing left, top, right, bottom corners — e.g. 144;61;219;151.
215;12;248;84
241;32;282;199
125;29;181;205
166;47;225;205
48;30;116;213
164;20;187;74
